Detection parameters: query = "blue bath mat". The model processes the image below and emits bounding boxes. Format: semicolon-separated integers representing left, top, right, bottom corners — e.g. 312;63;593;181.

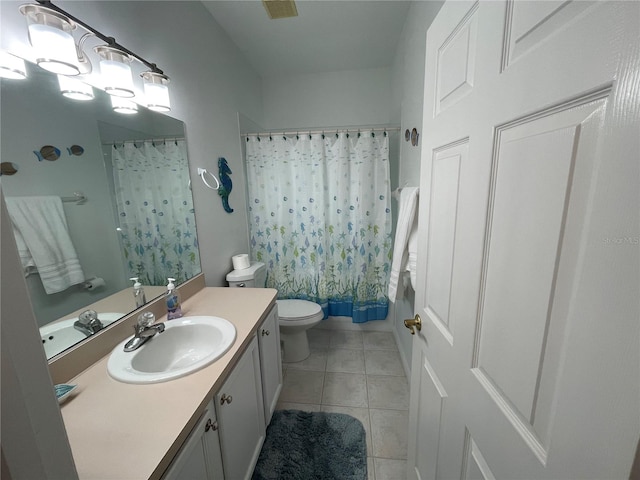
252;410;367;480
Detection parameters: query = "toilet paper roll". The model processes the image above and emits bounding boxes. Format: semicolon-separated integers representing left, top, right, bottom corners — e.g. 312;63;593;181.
84;277;105;290
232;254;250;270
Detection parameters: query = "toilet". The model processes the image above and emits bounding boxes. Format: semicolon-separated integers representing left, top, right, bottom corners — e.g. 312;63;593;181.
226;262;323;362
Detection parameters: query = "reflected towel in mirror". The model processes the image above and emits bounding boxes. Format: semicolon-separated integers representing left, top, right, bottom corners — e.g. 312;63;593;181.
6;196;85;294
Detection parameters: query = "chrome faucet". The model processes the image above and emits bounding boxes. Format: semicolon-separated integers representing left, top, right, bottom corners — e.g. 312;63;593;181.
124;312;165;352
74;310;104;337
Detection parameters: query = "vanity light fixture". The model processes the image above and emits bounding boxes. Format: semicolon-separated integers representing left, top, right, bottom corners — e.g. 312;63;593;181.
19;4;80;75
57;74;94;101
141;71;171;112
95;45;134;98
19;1;171;107
0;51;27;79
111;96;138;115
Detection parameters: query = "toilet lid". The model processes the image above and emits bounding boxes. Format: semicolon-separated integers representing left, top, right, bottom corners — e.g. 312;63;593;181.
277;299;322;321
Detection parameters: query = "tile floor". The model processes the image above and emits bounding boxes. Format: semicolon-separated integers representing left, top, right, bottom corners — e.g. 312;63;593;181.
276;327;409;480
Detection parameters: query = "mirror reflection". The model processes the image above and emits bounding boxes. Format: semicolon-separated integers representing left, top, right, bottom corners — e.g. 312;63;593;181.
1;60;201;359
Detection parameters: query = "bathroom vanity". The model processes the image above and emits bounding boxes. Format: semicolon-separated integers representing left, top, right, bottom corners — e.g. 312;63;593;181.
58;285;281;480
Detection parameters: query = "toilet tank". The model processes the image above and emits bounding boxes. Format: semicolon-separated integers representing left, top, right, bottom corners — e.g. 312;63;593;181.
226;262;266;288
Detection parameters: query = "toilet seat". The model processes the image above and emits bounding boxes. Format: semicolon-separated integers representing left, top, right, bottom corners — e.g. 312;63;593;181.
277;299;323;323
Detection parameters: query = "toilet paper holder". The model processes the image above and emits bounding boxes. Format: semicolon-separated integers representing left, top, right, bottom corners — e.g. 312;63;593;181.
83;276;105;290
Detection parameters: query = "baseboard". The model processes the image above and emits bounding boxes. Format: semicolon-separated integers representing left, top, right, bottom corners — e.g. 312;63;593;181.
315;316;392;332
392;325;412;379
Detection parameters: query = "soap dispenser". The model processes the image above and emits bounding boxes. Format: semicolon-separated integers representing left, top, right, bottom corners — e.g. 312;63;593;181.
130;277;147;308
166;277;183;320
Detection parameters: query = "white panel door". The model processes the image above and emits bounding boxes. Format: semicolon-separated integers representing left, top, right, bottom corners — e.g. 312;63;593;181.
408;1;639;479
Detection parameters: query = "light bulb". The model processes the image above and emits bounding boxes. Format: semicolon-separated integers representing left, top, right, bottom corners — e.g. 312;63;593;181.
95;46;134;98
142;72;171;112
20;5;79;76
0;51;27;80
111;96;137;114
58;75;94;101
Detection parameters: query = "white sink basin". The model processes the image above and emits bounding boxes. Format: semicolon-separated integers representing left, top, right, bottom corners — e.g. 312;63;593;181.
107;316;236;384
40;312;124;358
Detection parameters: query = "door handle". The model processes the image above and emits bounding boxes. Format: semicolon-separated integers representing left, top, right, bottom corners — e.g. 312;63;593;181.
404;314;422;335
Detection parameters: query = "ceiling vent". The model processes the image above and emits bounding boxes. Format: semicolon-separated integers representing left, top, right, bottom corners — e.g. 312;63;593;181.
262;0;298;19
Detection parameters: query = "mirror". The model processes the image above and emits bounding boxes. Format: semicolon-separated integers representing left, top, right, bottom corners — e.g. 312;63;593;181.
1;60;201;359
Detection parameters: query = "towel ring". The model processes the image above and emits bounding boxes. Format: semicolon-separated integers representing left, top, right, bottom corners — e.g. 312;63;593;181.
197;168;220;190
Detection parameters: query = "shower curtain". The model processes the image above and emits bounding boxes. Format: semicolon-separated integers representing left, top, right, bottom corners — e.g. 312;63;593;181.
111;139;200;286
246;132;392;323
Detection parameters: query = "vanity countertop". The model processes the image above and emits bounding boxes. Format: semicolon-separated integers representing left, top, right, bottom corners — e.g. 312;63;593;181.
60;286;278;480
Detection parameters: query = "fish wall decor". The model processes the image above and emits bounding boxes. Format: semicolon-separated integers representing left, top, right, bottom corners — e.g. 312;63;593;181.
0;162;18;176
33;145;60;161
67;145;84;156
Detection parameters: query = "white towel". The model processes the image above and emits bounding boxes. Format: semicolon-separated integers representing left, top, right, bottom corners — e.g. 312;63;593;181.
6;196;85;294
406;208;419;290
388;187;419;302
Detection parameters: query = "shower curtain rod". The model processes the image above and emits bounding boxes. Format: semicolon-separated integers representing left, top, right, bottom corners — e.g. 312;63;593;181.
244;127;400;137
102;137;185;146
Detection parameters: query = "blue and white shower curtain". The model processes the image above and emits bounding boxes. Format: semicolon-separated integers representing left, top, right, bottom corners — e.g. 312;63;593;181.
246;132;392;323
111;139;200;286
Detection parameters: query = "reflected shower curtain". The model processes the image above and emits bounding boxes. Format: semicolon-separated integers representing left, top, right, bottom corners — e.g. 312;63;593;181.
246;132;392;323
111;140;199;285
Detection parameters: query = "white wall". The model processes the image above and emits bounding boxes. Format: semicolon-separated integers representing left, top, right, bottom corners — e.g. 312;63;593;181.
389;1;444;373
262;67;392;130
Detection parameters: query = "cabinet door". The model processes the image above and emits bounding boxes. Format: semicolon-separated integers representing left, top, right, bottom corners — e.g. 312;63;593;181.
162;401;218;480
257;305;282;425
216;336;265;480
202;404;224;480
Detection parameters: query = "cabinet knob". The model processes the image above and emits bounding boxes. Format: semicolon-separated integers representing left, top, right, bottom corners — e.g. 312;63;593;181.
205;418;218;432
261;329;270;336
220;394;233;405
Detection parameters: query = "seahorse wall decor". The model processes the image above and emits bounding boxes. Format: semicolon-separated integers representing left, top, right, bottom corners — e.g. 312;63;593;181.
218;157;233;213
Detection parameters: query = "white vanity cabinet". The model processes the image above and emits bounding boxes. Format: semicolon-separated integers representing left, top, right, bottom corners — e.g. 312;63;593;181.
215;335;266;480
257;304;282;425
58;288;281;480
161;400;224;480
162;304;281;480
